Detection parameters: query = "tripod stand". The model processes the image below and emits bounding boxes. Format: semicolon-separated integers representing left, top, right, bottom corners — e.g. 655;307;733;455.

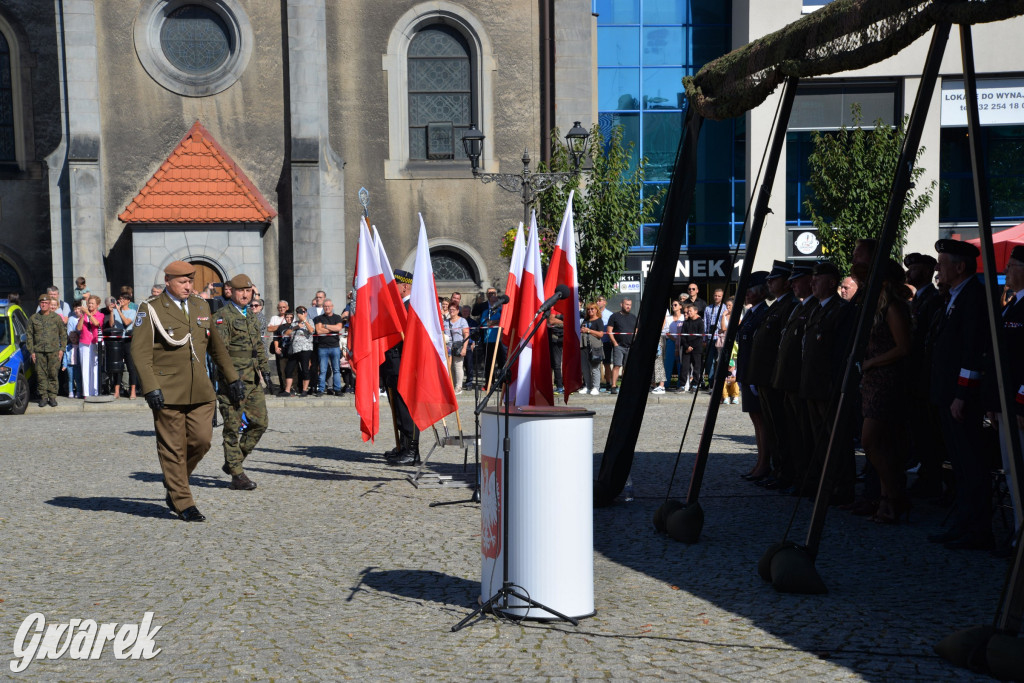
428;377;482;507
451;300;580;631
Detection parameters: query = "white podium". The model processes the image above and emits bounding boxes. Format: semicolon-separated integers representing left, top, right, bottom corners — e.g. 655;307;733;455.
479;405;595;620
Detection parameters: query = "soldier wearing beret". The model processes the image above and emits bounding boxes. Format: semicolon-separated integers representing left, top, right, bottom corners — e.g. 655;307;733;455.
927;239;995;549
213;273;270;490
749;260;798;489
382;268;420;465
994;244;1024;539
132;260;244;522
26;293;68;407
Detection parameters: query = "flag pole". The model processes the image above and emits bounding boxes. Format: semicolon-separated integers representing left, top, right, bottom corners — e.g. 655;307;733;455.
484;325;504;395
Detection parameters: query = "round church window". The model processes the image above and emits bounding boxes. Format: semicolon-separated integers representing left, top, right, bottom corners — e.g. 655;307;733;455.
135;0;253;97
160;5;232;75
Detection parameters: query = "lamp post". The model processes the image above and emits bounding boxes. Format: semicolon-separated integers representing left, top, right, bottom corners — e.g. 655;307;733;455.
461;122;591;226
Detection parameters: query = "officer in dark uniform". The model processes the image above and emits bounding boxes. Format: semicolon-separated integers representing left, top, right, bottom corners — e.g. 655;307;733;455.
903;252;947;497
26;293;67;407
749;260;798;489
771;263;817;495
382;269;419;465
995;245;1024;540
736;271;772;479
131;261;244;522
799;261;854;496
927;239;995;549
214;273;269;490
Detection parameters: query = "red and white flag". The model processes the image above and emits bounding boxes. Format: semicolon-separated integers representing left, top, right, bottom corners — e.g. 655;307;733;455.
544;190;582;401
372;224;407;353
352;218;386;441
397;215;459;429
499;222;525;348
511;211;553;407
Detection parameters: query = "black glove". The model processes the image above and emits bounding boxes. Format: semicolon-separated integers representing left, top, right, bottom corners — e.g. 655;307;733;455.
227;379;246;404
144;389;165;411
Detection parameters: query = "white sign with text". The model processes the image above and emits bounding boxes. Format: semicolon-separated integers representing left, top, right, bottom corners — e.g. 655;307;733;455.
941;78;1024;127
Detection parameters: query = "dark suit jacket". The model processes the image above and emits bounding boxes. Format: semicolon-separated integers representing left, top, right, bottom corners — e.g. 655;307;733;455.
998;295;1024;416
772;296;818;393
928;275;993;408
799;296;853;401
736;301;769;385
749;292;798;387
381;298;411;380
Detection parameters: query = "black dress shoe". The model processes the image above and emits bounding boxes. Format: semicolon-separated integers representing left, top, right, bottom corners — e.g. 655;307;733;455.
179;506;206;522
228;473;258;490
392;448;419;465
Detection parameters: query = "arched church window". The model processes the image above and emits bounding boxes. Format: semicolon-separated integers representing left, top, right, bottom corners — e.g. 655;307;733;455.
431;249;476;282
0;31;14;162
408;25;472;161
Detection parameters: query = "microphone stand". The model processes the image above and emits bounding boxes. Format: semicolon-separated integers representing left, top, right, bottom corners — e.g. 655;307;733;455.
452;300;579;631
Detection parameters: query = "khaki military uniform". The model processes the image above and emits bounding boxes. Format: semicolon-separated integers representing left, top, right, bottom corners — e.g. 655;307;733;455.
26;310;68;402
131;292;238;511
214;302;269;475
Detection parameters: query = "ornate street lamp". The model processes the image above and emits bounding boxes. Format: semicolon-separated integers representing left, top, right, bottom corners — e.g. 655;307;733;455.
461;122;591;226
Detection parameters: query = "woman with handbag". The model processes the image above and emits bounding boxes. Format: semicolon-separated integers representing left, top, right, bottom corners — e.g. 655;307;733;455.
445;303;469;394
579;303;605;395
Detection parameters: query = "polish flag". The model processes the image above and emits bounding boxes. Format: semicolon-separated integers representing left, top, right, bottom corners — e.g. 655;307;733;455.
510;211;553;407
499;222;525;348
397;215;459;429
544;190;582;401
372;224;407;353
352;219;386;441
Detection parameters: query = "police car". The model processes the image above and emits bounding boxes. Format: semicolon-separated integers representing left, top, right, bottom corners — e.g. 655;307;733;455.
0;299;32;414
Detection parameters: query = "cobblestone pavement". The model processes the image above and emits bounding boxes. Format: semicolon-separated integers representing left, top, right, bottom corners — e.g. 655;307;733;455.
0;391;1010;680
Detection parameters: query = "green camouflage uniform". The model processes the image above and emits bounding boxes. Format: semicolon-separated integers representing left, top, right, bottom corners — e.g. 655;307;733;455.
214;303;269;475
26;310;68;401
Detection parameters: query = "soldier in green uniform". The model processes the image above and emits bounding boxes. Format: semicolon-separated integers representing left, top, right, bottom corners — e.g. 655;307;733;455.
26;294;68;407
132;261;244;522
214;273;269;490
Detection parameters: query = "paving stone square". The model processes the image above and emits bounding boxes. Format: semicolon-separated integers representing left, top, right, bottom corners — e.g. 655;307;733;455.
0;392;1010;680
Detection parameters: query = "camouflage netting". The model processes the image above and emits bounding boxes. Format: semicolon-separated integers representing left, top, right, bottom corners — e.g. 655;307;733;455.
684;0;1024;121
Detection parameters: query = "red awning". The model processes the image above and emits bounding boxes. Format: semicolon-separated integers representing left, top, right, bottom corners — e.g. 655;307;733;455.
967;221;1024;273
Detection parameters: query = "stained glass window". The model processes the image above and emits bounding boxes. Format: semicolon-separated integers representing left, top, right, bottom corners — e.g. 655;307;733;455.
431;251;475;281
0;31;14;162
160;5;232;75
408;25;472;161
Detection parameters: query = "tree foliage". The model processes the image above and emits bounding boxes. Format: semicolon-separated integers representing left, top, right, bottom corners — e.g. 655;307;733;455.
804;105;935;276
499;124;662;302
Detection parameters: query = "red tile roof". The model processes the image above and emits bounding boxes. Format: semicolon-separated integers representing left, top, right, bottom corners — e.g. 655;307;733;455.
119;121;277;224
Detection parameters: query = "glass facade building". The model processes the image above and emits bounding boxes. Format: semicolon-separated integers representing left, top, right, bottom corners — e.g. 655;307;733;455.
595;0;742;252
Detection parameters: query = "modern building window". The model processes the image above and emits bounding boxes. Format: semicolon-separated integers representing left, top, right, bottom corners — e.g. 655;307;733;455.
596;0;741;250
785;81;899;258
0;30;14;163
407;25;472;161
940;125;1024;226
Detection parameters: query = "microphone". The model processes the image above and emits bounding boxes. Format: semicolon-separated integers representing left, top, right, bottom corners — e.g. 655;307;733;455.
539;284;570;313
495;294;510;304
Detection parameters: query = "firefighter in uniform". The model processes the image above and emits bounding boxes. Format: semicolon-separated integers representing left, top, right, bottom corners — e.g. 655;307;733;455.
214;273;270;490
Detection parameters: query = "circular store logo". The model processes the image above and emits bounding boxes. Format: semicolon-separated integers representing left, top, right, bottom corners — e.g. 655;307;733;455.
795;231;820;255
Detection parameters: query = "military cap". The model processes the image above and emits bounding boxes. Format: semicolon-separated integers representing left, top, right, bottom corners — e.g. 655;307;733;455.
228;273;254;289
164;260;196;277
1010;245;1024;264
766;260;793;280
788;264;814;280
812;261;841;279
394;269;413;284
37;293;51;303
935;239;980;259
748;271;770;287
903;252;937;269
